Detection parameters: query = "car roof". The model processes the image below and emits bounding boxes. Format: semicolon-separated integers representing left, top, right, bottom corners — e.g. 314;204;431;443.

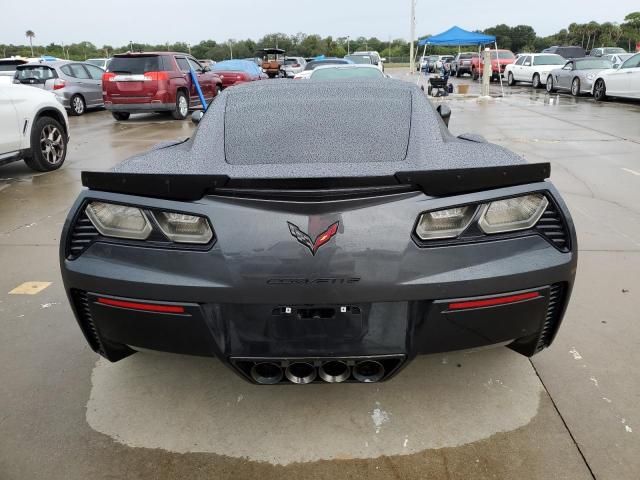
313;64;379;70
18;60;71;68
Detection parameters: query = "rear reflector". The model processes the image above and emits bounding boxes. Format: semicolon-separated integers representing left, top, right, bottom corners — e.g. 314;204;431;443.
96;297;185;313
448;291;540;310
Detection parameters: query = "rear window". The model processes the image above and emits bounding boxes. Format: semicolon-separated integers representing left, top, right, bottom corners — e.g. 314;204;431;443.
311;67;383;80
284;59;300;65
345;55;372;64
15;66;57;83
108;56;162;74
491;51;515;59
304;60;349;71
0;60;27;71
459;54;474;59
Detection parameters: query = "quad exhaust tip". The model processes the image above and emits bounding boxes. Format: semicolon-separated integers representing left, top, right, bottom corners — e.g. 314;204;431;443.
353;360;385;383
285;361;317;384
250;361;283;385
318;360;351;383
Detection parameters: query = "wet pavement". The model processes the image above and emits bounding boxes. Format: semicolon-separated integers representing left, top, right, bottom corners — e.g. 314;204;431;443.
1;70;638;479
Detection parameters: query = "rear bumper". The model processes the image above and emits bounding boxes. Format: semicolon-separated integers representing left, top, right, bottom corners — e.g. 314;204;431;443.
60;183;577;383
105;102;174;112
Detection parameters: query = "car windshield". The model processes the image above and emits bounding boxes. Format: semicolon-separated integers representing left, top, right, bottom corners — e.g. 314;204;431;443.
345;55;372;64
616;54;634;62
14;65;56;82
575;59;612;69
311;67;383;80
533;55;565;66
108;56;160;74
304;60;349;71
490;51;515;59
0;60;26;71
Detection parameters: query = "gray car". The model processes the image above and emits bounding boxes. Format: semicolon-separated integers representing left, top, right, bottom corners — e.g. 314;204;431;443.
14;61;104;115
59;81;576;385
545;57;613;96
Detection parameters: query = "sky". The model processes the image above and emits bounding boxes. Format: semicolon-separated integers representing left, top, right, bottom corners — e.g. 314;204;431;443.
2;0;638;47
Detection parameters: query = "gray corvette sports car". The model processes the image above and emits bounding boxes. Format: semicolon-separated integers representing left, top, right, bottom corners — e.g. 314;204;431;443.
60;80;577;385
546;57;612;96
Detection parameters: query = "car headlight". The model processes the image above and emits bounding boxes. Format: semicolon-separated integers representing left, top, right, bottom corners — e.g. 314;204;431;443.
152;211;213;244
478;194;548;234
86;201;152;240
586;73;595;80
415;206;477;240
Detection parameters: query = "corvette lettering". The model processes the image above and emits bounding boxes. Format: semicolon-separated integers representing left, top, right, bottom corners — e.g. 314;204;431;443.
267;278;361;285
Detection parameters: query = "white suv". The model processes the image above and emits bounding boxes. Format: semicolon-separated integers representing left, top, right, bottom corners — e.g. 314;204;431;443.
0;84;70;171
352;51;385;72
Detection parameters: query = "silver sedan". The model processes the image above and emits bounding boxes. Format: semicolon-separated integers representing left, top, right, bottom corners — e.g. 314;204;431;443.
545;58;613;96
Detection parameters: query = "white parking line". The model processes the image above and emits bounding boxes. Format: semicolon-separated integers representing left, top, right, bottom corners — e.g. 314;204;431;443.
621;168;640;176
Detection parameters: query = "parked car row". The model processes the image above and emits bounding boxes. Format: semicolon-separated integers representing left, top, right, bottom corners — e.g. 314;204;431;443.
502;51;640;101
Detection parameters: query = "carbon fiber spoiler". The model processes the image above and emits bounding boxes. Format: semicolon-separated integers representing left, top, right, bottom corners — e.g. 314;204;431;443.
81;163;551;201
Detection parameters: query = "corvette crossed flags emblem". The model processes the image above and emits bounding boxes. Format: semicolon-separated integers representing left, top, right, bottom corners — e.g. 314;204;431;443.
287;221;339;255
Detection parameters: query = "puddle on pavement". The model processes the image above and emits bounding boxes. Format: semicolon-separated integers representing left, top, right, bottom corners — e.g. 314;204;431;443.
86;347;542;465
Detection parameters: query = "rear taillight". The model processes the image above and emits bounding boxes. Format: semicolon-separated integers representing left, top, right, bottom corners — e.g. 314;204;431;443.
143;71;169;81
103;72;115;82
53;79;66;90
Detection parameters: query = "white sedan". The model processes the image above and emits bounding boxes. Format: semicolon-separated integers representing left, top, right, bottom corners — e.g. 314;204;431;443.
0;84;70;171
505;53;566;88
593;53;640;101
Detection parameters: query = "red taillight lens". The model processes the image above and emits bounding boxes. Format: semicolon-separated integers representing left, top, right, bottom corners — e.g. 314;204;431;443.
448;292;540;310
53;79;66;90
103;72;115;82
97;297;185;314
143;71;169;81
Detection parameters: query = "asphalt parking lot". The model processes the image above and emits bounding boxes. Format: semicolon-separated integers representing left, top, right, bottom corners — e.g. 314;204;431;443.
1;70;639;479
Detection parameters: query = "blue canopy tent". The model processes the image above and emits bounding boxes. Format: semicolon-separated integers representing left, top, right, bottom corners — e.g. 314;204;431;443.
416;26;501;95
417;26;495;47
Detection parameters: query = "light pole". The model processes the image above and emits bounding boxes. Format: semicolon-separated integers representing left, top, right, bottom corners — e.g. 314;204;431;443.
347;36;350;55
229;40;233;60
409;0;416;73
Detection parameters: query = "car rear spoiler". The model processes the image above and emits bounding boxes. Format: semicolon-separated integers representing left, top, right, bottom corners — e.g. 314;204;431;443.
81;163;550;201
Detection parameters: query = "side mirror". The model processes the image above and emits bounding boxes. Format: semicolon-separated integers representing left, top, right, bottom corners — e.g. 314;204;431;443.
380;58;387;62
437;104;451;127
191;110;204;124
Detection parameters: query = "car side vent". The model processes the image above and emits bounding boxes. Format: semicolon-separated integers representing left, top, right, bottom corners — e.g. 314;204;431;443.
535;203;569;251
67;210;99;259
71;289;105;356
535;283;565;353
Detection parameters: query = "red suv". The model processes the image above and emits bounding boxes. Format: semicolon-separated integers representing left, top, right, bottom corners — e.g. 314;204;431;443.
103;52;222;121
470;49;516;81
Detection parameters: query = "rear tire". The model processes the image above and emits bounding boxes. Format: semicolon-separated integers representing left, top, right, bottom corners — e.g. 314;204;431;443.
472;68;479;81
571;77;581;96
69;94;86;116
171;91;189;120
507;72;515;86
532;73;541;89
23;116;67;172
112;112;130;121
593;79;607;101
455;69;461;78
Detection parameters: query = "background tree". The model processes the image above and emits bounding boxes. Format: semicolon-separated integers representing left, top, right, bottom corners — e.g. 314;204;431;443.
25;30;35;56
